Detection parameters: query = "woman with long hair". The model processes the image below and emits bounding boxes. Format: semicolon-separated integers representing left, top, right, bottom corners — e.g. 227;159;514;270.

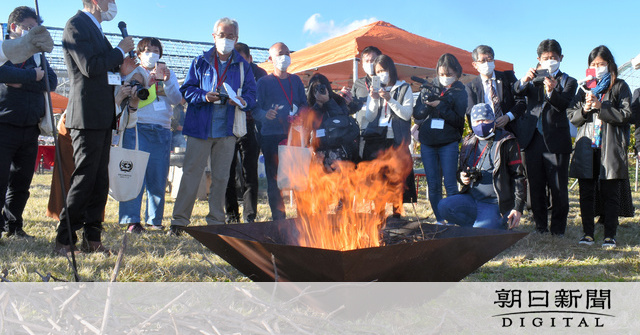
567;45;632;248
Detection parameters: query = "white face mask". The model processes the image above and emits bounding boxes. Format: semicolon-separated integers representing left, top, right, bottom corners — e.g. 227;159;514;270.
540;59;560;73
215;38;235;55
273;55;291;71
594;66;609;79
439;76;456;87
377;71;390;85
100;2;118;21
140;52;160;69
476;61;495;76
21;29;29;37
363;62;375;76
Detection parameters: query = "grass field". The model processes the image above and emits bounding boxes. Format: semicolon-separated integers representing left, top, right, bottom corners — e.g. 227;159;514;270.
0;169;639;282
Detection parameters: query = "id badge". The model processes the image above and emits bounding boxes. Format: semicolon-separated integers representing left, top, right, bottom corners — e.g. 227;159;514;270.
107;72;121;86
290;104;298;116
316;129;326;138
379;115;390;127
152;100;167;111
431;118;445;129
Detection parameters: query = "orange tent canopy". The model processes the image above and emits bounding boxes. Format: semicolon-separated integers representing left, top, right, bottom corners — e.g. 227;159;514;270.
259;21;513;90
49;92;68;114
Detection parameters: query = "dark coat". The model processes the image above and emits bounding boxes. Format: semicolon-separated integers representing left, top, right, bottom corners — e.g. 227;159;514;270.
458;129;526;214
465;70;526;132
62;11;124;130
512;71;577;153
414;79;467;146
631;88;640;153
0;56;57;126
567;78;632;180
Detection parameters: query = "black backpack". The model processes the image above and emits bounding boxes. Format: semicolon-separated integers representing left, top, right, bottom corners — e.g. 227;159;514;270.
317;114;360;149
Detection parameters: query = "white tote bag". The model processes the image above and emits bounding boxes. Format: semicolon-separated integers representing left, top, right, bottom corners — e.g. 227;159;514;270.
232;61;247;138
108;126;150;202
277;128;311;191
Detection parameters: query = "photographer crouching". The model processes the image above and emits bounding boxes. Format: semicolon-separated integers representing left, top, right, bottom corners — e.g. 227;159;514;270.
437;103;526;229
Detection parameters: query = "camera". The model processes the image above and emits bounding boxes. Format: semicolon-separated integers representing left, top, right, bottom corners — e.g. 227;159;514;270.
410;76;443;103
532;68;550;86
129;79;149;100
215;88;229;105
465;166;483;184
314;84;327;95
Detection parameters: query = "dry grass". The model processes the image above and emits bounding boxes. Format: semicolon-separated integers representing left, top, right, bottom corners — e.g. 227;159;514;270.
1;169;639;282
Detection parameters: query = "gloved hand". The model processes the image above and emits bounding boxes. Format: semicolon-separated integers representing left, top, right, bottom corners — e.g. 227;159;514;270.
2;26;54;64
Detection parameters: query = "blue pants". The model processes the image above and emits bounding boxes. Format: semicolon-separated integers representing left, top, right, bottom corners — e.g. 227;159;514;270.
420;141;459;221
260;134;287;221
438;193;507;229
119;124;172;226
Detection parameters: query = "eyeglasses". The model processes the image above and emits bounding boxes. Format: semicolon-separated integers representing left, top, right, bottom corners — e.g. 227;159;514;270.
474;58;494;64
212;33;237;40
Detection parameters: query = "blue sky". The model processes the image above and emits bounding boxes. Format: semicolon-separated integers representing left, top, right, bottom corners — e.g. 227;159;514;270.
3;0;640;83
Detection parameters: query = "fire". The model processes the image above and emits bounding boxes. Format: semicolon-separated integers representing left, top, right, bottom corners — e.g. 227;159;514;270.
281;128;413;251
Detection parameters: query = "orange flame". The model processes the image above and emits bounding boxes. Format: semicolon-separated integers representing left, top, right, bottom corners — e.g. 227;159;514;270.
280;129;413;251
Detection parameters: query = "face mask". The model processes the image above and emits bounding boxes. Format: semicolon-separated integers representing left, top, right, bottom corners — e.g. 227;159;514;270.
21;29;29;37
594;66;609;80
363;62;375;76
476;61;495;76
100;2;117;21
140;52;160;69
472;121;495;139
273;55;291;71
215;38;235;55
378;71;390;85
540;59;560;73
439;76;456;87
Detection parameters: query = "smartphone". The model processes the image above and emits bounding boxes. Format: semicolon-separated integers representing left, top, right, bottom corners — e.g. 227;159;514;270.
371;75;381;91
535;68;550;78
155;61;167;81
585;68;597;89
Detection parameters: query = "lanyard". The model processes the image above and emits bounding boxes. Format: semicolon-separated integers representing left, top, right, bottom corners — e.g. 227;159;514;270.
473;140;493;168
213;53;231;90
275;75;293;107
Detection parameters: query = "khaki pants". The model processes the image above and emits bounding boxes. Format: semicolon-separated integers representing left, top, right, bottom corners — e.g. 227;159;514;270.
171;135;236;226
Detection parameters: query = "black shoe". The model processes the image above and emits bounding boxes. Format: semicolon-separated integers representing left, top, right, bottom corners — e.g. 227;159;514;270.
6;228;35;239
167;225;183;236
226;215;239;224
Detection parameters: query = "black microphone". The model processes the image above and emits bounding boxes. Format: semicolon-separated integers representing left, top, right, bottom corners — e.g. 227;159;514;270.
118;21;135;58
411;75;427;84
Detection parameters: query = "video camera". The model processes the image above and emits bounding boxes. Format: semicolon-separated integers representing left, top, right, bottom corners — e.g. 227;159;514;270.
129;79;150;100
411;76;443;104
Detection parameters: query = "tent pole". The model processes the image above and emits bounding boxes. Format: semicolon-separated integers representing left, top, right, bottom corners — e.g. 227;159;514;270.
353;58;359;87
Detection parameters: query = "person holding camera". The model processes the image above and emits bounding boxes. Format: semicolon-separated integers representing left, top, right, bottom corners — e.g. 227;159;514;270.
117;37;182;234
466;45;525;132
0;7;57;240
567;45;632;248
512;39;577;236
438;103;526;229
253;42;307;221
362;54;416;217
307;73;360;171
170;18;256;234
413;53;467;224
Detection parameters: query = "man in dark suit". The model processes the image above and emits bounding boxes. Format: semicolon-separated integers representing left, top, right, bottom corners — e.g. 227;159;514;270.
513;39;577;235
55;0;134;254
465;45;526;132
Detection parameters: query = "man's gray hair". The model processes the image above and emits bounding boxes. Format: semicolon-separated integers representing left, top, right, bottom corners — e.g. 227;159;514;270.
472;45;494;62
214;17;239;36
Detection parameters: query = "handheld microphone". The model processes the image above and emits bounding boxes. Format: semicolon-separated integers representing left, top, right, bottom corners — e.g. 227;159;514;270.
118;21;135;58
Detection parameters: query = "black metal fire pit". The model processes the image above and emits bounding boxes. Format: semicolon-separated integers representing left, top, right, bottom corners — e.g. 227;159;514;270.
184;219;527;282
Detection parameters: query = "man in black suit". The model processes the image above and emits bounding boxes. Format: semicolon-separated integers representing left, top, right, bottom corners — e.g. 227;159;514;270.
56;0;134;254
466;45;526;131
513;39;577;235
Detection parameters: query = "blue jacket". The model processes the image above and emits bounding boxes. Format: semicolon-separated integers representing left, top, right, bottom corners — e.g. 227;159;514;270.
180;47;256;139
